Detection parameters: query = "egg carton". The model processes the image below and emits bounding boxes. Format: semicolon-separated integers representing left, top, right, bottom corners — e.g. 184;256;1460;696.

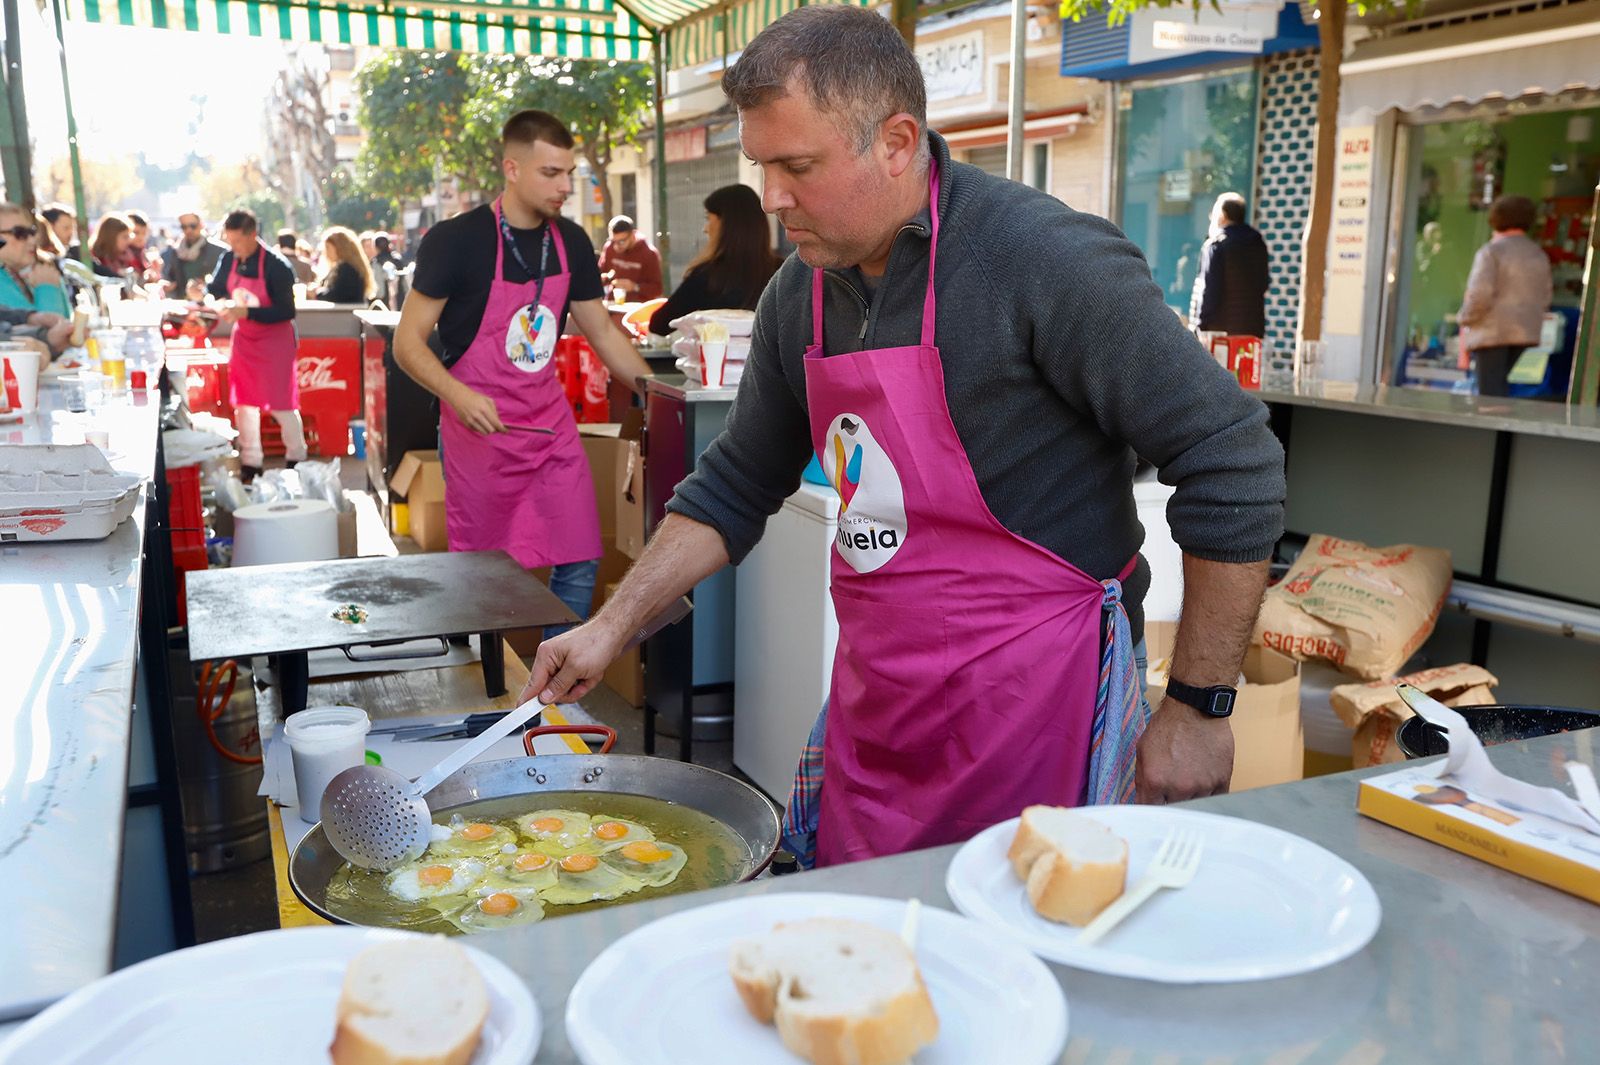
0;444;145;541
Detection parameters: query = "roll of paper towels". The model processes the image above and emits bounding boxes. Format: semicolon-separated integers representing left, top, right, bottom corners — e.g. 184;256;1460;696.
232;499;338;567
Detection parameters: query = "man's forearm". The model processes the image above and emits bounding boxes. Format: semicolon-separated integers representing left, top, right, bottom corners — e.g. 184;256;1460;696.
592;513;729;642
394;329;467;406
1167;555;1271;686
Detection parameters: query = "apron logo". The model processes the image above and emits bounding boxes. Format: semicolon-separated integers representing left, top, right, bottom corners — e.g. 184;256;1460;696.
824;412;907;574
506;303;557;373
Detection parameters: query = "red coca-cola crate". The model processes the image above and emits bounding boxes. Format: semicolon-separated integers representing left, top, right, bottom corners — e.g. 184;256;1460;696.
295;337;361;456
165;464;206;555
180;352;233;421
577;344;610;424
1228;336;1262;391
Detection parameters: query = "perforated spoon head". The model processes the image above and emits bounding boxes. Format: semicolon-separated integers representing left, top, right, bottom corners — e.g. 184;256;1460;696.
320;764;432;870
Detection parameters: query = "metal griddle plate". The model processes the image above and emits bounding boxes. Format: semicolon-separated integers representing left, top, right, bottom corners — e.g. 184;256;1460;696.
185;550;576;662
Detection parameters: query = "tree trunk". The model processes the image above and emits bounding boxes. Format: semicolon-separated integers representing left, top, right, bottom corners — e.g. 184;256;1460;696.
1299;3;1345;344
891;0;918;46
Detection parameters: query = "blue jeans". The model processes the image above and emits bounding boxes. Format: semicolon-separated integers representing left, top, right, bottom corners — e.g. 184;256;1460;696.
545;558;599;640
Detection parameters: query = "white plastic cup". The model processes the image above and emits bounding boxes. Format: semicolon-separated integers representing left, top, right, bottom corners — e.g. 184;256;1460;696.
283;706;371;824
701;340;728;388
1;350;39;413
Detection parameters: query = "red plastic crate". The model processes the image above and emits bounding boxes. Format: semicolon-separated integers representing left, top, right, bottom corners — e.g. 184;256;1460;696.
171;542;209;627
165;464;205;554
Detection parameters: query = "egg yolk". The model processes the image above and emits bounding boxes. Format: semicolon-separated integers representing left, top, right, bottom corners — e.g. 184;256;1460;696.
459;823;495;841
479;892;520;916
529;817;564;834
418;865;454;886
620;841;672;864
593;821;628;841
560;853;599;873
513;853;552;873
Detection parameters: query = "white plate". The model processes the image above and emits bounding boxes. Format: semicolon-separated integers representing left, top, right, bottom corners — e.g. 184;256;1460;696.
0;927;539;1065
946;807;1381;983
567;892;1067;1065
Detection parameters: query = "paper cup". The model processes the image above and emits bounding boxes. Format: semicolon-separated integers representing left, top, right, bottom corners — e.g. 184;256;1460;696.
283;706;370;825
2;349;40;413
701;340;728;388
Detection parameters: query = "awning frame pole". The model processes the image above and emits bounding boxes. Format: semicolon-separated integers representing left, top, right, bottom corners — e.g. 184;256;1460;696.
652;28;670;290
2;0;35;208
49;0;89;264
1569;179;1600;407
1004;0;1026;182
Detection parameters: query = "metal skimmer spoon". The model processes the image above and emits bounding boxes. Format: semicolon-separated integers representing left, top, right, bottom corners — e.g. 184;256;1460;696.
319;596;695;870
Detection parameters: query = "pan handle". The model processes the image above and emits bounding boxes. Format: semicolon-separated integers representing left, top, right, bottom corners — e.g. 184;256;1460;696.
524;724;617;756
341;637;450;662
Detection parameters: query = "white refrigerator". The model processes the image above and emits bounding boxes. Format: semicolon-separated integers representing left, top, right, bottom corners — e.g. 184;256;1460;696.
734;483;840;802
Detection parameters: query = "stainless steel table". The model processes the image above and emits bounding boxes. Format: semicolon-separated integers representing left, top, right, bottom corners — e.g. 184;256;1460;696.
475;731;1600;1063
185;550;575;714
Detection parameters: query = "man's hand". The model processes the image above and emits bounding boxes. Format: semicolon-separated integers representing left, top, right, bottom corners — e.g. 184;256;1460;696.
518;618;629;706
615;279;638;294
45;319;75;352
1135;696;1234;803
1457;347;1471;372
221;305;249;323
449;388;506;435
26;311;64;329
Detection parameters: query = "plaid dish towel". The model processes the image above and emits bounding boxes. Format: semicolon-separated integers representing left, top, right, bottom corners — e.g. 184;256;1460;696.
780;701;827;870
1086;577;1150;805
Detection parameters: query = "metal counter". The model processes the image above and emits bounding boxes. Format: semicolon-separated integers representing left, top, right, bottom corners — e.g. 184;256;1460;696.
475;731;1600;1063
1259;381;1600;444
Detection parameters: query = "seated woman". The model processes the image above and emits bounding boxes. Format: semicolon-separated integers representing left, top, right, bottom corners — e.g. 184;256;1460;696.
0;203;76;354
314;226;377;304
89;212;141;286
649;184;782;337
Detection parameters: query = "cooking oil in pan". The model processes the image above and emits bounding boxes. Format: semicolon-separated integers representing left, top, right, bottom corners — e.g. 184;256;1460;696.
325;791;752;934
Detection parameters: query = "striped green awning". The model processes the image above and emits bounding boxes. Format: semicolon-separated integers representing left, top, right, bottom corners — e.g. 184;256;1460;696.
60;0;655;59
59;0;883;65
660;0;873;68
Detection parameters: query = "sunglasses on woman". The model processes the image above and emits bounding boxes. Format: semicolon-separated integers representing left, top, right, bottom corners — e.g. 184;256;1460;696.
3;225;37;240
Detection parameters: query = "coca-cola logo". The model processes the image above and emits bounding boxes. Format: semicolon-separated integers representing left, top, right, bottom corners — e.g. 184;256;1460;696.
19;517;66;535
297;355;348;392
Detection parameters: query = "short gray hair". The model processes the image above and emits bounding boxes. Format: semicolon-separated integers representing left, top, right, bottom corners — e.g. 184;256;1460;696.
722;6;928;164
1214;193;1247;225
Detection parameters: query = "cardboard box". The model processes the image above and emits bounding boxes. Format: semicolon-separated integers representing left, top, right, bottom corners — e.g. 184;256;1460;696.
1359;763;1600;905
389;450;448;552
578;411;645;556
336;507;357;558
1145;621;1304;792
599;581;645;706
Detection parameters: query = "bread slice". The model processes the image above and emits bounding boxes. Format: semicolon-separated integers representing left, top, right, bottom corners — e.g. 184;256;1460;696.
330;937;489;1065
729;917;939;1065
1007;806;1128;927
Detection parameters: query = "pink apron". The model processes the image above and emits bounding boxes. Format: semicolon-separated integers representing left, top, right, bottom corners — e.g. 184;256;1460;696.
439;200;601;570
806;167;1139;866
227;247;299;412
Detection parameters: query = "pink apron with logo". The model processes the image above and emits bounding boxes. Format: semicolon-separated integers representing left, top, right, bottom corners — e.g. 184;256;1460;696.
806;168;1137;866
227;247;299;412
439;200;601;570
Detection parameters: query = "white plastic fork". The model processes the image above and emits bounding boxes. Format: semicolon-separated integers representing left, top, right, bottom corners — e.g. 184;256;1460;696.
1075;829;1204;947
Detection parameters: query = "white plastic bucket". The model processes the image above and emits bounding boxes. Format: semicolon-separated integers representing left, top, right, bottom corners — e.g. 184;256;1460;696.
283;706;370;825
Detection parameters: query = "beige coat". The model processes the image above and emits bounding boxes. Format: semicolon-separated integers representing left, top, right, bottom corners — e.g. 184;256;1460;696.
1457;232;1552;349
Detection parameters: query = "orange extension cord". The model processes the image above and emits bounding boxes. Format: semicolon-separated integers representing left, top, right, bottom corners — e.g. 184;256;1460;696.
197;660;263;765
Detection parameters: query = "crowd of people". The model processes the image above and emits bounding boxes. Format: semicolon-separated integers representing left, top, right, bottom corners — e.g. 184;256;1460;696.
0;200;413;360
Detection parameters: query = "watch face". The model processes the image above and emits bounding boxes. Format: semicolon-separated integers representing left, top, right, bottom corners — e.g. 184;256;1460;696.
1211;689;1236;717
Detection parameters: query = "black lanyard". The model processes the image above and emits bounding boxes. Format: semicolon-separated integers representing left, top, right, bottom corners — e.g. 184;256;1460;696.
499;209;553;308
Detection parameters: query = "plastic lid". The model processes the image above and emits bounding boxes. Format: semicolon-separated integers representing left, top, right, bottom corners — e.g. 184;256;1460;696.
283;706;370;750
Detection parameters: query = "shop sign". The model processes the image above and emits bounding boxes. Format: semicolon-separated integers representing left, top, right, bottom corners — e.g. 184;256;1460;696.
1129;4;1278;63
1162;169;1193;203
665;126;707;164
1325;126;1375;336
918;30;985;103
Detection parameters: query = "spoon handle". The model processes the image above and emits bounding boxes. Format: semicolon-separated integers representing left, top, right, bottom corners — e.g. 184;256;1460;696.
412;697;545;797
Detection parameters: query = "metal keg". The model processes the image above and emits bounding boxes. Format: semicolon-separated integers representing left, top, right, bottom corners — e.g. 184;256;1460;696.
171;660;269;874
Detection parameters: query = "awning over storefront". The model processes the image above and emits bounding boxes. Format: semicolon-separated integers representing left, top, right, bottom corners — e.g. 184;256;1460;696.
57;0;653;58
662;0;869;67
1059;1;1317;82
1340;3;1600;120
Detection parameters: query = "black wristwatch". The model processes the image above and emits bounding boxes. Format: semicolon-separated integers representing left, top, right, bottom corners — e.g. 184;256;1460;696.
1165;677;1237;718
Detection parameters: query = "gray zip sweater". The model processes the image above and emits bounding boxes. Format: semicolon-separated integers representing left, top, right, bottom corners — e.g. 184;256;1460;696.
667;133;1286;638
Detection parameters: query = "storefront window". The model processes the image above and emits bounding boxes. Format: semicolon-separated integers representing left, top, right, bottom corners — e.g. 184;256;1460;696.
1115;68;1260;317
1388;95;1600;397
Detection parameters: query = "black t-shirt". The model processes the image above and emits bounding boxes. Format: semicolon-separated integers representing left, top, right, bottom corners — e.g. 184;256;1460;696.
411;205;604;359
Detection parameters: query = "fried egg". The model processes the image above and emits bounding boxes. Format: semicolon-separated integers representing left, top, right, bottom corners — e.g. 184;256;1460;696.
481;850;560;894
519;809;595;851
600;840;689;888
538;852;645;905
587;816;655;850
428;818;517;858
446;888;546;933
384;858;486;902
